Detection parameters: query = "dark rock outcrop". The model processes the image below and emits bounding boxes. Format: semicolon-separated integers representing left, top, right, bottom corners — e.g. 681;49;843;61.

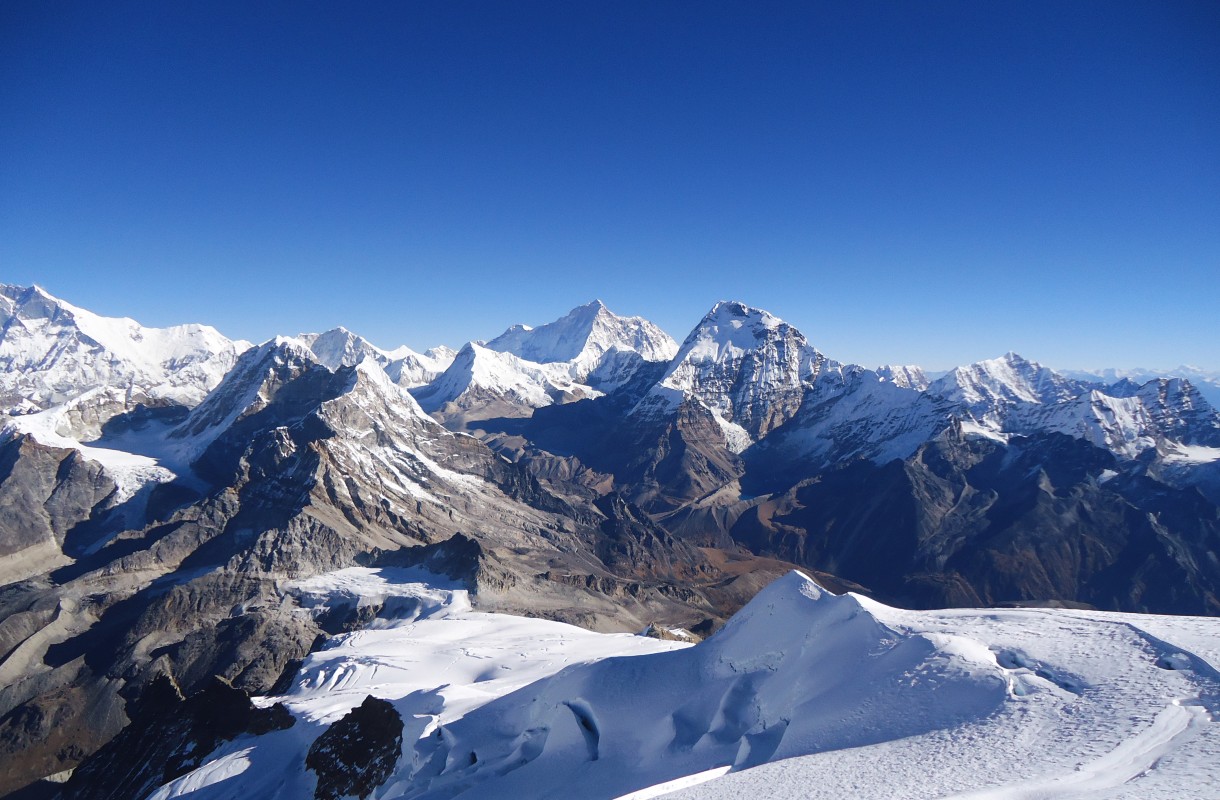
60;675;293;800
306;695;403;800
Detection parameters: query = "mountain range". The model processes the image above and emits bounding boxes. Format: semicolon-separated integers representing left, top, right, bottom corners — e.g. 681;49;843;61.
2;283;1219;798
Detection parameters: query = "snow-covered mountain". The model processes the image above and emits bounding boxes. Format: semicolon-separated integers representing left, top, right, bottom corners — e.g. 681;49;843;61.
4;285;1220;799
485;299;677;387
1065;365;1220;408
638;301;836;446
384;345;457;389
138;569;1220;800
411;341;601;421
875;364;931;390
926;352;1091;424
413;301;675;424
750;365;953;470
0;283;249;414
297;328;455;388
1023;378;1220;460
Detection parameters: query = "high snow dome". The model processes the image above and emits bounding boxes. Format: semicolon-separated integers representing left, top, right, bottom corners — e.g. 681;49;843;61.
149;568;1220;799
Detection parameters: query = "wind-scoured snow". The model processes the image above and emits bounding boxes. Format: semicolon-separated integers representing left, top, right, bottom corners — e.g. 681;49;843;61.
150;570;1220;800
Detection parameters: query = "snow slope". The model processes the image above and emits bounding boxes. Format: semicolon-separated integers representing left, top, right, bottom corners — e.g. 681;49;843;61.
0;283;249;411
297;328;455;389
412;342;601;415
1065;366;1220;409
148;567;688;800
485;300;677;386
150;570;1220;800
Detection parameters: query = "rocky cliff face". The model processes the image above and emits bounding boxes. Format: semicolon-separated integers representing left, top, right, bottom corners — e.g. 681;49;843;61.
469;301;1220;616
654;301;833;441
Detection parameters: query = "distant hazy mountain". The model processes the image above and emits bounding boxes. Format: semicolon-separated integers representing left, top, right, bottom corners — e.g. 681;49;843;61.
1063;365;1220;407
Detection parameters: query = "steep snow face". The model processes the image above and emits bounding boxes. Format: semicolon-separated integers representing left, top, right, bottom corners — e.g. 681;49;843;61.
1016;381;1218;460
170;336;323;451
876;364;930;391
0;284;249;411
1129;378;1220;444
411;342;601;415
299;329;456;389
657;301;832;438
1029;390;1162;458
485;300;677;387
1005;378;1220;460
920;355;1220;462
150;570;1220;800
385;345;457;389
756;367;953;469
927;352;1088;426
297;328;395;371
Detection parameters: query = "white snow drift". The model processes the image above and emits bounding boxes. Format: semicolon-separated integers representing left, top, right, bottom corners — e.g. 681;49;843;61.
150;569;1219;800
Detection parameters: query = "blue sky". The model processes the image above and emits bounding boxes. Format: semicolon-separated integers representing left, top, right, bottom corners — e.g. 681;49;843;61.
2;1;1217;370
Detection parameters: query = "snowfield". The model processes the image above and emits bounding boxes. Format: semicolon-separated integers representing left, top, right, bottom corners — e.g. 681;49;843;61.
150;569;1219;800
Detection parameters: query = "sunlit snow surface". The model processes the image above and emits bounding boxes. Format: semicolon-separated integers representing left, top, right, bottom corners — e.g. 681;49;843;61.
151;570;1219;800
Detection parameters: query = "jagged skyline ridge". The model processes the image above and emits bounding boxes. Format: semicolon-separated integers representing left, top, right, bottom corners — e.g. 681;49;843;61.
5;283;1220;411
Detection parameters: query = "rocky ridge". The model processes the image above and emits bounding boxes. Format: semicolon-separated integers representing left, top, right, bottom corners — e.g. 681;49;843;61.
2;287;1220;796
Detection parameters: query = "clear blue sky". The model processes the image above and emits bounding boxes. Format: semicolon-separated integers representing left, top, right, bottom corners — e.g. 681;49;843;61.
2;1;1217;370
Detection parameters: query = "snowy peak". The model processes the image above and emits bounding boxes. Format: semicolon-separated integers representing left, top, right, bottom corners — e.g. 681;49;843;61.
1064;365;1220;408
657;301;833;438
666;301;820;373
173;335;446;482
936;361;1220;459
484;300;677;384
0;283;249;412
876;364;930;391
297;327;391;371
171;335;323;446
411;341;599;418
928;352;1085;419
298;328;455;390
383;345;456;389
1117;377;1220;447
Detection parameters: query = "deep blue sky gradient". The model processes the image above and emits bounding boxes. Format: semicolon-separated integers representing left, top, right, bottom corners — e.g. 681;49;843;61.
2;1;1217;369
